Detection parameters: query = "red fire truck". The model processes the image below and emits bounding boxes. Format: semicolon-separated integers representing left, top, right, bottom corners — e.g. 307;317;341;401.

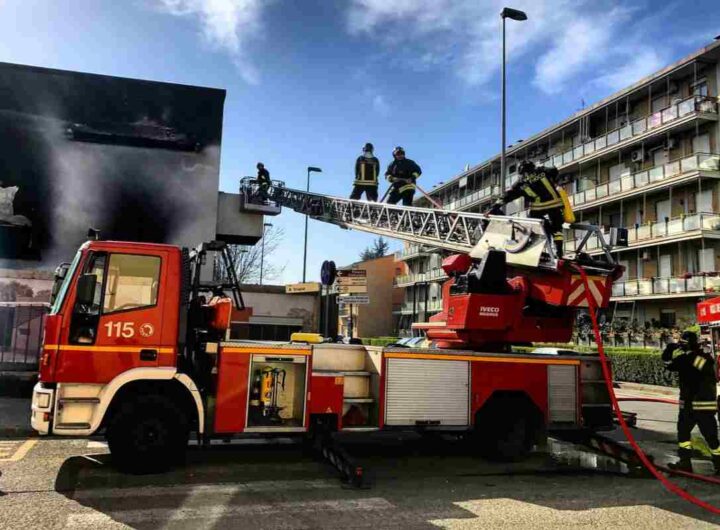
31;186;623;477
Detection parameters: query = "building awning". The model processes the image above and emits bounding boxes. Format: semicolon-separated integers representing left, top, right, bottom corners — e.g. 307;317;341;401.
697;296;720;326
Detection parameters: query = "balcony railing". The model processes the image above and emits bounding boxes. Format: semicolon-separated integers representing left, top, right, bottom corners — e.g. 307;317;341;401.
394;299;444;314
394;267;449;287
544;96;718;170
611;275;720;298
433;96;718;212
397;244;431;260
566;212;720;253
570;153;720;208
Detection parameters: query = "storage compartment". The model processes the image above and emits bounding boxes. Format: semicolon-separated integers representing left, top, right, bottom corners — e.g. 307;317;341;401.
247;355;307;429
311;344;382;429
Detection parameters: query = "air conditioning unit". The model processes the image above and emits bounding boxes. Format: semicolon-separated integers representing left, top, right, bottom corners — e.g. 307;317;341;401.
631;148;644;163
665;138;677;150
641;250;651;261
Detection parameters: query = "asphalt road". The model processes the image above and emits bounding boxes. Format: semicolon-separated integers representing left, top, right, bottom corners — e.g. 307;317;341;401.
2;421;720;530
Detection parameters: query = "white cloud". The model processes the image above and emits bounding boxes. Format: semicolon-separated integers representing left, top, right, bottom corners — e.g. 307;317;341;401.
346;0;672;95
154;0;265;84
362;87;390;116
592;49;666;92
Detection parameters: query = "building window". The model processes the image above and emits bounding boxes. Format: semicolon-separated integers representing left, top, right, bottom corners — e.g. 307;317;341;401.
660;310;676;328
692;79;708;98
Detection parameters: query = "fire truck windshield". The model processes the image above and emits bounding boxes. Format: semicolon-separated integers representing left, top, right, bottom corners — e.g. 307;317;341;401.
50;251;81;315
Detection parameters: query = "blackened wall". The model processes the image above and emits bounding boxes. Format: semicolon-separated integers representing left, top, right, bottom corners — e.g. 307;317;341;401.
0;62;226;269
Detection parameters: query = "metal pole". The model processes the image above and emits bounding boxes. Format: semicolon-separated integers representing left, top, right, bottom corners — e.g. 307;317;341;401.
302;168;310;282
500;16;507;192
260;232;265;285
324;286;330;338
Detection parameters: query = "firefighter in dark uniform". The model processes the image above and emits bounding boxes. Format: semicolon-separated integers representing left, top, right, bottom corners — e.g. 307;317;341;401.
350;143;380;201
663;330;720;473
385;146;421;206
256;162;271;202
490;161;568;257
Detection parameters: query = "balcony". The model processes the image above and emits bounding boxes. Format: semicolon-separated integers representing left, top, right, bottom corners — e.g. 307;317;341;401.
392;299;444;315
566;212;720;255
570;153;720;210
611;275;720;301
434;96;718;213
396;244;431;261
544;96;718;172
394;267;449;287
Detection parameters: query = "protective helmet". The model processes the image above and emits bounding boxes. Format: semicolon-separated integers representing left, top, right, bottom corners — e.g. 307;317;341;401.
518;160;536;175
363;142;374;153
256;162;264;169
680;330;698;345
392;146;405;157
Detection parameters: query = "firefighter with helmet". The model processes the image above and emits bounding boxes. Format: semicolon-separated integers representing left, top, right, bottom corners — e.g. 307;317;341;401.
256;162;271;202
385;146;422;206
351;143;380;201
663;329;720;474
490;160;571;257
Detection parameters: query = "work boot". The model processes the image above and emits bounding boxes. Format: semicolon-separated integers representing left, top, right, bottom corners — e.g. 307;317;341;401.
668;448;693;473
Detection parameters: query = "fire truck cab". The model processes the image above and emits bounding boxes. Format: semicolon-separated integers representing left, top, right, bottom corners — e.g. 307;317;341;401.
31;239;612;473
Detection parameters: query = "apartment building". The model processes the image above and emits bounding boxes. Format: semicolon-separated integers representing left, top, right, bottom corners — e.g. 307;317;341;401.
396;39;720;335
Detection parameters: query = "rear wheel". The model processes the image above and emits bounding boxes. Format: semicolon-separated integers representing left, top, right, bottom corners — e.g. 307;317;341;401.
107;394;189;474
474;396;543;462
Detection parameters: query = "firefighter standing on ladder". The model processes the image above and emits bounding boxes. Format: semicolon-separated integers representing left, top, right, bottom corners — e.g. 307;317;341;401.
490;161;572;257
663;330;720;474
385;146;422;206
350;143;380;201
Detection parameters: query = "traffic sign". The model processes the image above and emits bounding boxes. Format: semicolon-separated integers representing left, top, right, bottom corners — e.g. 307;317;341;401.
338;295;370;305
337;269;367;287
337;285;368;294
320;260;337;286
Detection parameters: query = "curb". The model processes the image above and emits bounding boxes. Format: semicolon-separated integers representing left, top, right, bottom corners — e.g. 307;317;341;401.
616;381;679;397
0;427;35;439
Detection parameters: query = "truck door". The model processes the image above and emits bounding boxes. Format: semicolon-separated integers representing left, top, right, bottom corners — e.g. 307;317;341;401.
56;250;170;384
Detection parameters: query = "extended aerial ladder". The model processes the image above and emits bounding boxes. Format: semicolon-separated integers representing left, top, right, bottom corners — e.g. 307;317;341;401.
240;177;627;349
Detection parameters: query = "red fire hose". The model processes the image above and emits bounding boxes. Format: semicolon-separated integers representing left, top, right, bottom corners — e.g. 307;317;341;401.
572;264;720;514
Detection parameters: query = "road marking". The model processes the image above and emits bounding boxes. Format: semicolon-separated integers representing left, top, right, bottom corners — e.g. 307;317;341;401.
0;439;37;462
66;497;394;527
72;479;338;499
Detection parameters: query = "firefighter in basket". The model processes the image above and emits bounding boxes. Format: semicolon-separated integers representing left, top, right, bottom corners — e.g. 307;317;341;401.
489;161;574;258
385;146;422;206
256;162;271;203
663;329;720;474
351;142;380;201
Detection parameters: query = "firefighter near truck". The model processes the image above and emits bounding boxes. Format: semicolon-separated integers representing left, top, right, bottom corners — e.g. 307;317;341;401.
31;181;625;480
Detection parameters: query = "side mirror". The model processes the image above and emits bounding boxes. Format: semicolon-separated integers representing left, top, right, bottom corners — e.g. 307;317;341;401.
74;274;97;311
49;263;70;304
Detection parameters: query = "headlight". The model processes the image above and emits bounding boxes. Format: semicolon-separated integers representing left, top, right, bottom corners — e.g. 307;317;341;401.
38;393;51;409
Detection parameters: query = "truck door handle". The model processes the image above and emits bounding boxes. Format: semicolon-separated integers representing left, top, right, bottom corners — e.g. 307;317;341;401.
139;349;158;361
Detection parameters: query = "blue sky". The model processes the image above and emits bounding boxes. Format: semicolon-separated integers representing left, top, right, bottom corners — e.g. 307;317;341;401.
1;0;718;282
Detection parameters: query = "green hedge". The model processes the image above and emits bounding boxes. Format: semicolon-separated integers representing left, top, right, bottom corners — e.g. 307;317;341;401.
361;337;400;347
606;350;678;387
517;344;678;387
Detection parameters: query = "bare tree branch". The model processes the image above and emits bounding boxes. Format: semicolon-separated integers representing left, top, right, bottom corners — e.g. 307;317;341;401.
214;226;286;284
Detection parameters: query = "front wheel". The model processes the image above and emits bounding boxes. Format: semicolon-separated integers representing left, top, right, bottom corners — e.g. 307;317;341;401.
107;394;189;474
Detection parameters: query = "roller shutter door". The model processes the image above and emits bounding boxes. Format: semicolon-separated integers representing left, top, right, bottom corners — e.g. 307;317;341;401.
547;364;577;423
385;358;469;426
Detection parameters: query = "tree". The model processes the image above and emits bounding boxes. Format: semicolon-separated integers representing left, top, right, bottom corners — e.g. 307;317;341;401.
360;236;389;261
214;226;286;285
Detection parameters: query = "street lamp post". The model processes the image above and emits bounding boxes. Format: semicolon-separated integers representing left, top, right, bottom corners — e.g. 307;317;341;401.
303;166;322;282
260;222;272;285
500;7;527;191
